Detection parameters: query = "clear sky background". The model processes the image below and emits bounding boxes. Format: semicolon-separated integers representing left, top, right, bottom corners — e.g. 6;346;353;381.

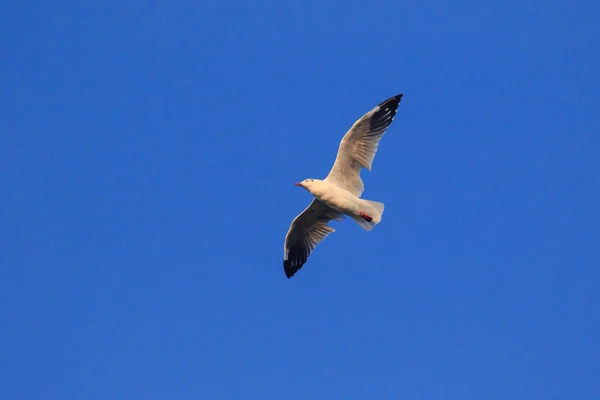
2;1;599;399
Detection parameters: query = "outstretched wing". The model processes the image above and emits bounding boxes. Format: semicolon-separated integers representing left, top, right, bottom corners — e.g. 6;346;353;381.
283;199;343;278
325;94;403;196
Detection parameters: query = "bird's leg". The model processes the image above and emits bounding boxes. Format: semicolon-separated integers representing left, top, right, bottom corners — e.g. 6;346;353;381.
359;212;373;222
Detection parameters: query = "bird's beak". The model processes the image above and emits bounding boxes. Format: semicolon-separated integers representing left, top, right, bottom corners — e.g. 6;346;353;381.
294;182;302;187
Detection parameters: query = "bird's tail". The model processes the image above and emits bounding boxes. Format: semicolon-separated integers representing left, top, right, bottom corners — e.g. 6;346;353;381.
351;199;385;231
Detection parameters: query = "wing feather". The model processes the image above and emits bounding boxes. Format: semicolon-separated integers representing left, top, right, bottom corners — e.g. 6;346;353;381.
283;199;342;278
324;94;403;196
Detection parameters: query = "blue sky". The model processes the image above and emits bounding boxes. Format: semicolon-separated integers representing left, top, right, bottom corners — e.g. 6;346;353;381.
1;1;599;399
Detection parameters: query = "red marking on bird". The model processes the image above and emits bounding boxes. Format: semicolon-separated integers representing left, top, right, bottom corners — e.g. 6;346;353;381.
360;212;373;222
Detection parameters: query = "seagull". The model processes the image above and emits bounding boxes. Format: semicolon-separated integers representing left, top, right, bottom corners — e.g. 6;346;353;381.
283;94;403;278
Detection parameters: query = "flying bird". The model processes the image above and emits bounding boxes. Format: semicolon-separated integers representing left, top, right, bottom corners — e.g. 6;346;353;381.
283;94;403;278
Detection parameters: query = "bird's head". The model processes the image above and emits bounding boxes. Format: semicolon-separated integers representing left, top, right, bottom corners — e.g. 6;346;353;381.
294;178;319;191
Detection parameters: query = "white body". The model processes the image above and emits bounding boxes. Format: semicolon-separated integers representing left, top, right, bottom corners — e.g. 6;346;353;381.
302;179;360;216
297;179;385;229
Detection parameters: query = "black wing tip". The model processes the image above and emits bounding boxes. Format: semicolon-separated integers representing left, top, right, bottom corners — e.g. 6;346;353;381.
284;259;303;279
379;93;403;109
369;93;403;131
